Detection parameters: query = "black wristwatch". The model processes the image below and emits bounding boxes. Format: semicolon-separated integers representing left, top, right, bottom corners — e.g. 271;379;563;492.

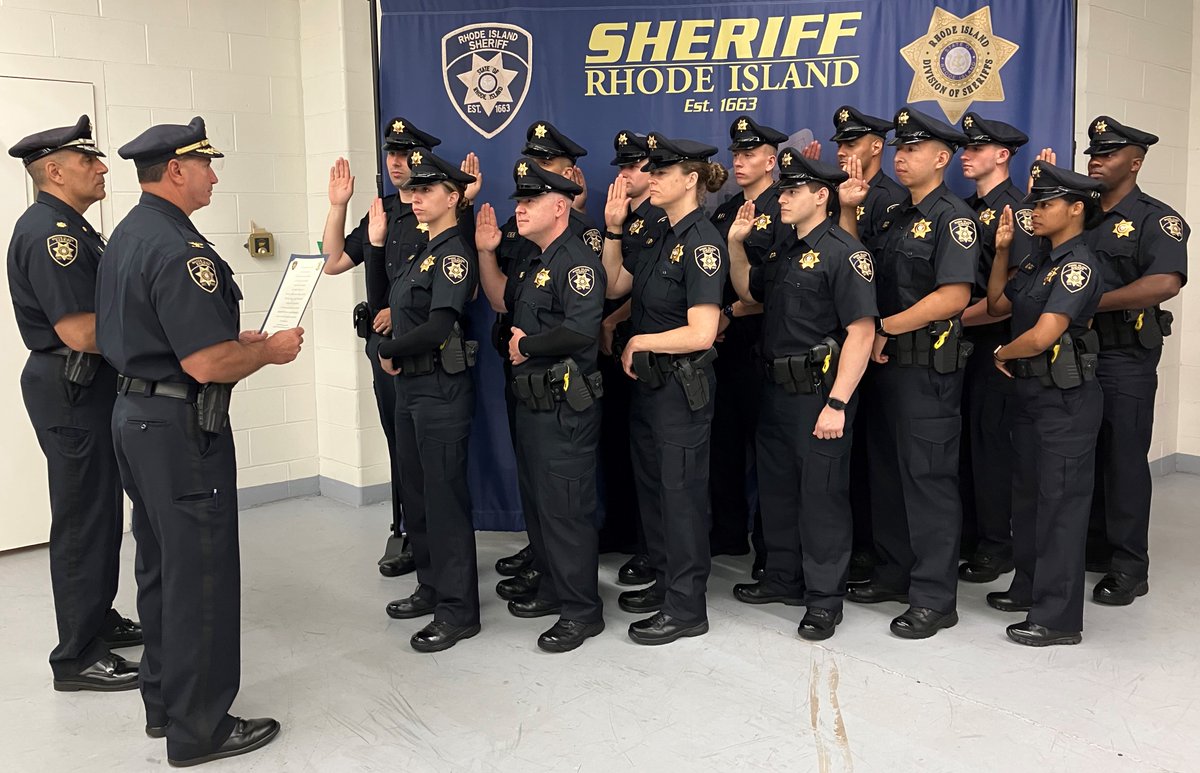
722;303;736;320
603;230;623;240
875;317;888;336
827;397;847;411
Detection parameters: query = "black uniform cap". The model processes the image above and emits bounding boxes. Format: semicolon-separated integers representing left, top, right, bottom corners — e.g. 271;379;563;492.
611;130;650;166
118;117;224;169
401;148;476;189
728;115;789;151
509;157;583;199
887;106;969;151
382;116;441;151
1024;161;1104;204
830;106;893;143
641;133;718;171
1084;115;1159;156
961;112;1028;150
521;121;587;162
8;115;105;166
776;148;849;190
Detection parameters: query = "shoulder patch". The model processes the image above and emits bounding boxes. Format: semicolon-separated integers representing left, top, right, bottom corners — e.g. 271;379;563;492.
1015;209;1034;236
568;265;596;296
442;254;468;284
849;251;874;282
187;256;219;293
1060;261;1092;293
1160;215;1185;242
695;245;722;276
949;217;977;248
47;235;78;267
581;228;602;254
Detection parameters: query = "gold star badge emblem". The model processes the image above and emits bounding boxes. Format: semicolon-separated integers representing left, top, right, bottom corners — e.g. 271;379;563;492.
838;109;850;123
963;116;975;129
417;222;429;233
629;219;644;235
979;208;996;226
409;150;423;166
533;124;548;139
754;214;772;231
737;118;749;131
669;244;683;263
517;161;529;177
900;6;1019;122
392;119;405;134
419;255;435;272
910;218;933;239
1031;164;1041;179
617;133;628;145
856;205;865;221
780;151;793;166
897;111;909;126
1095;120;1108;134
534;267;550;287
1113;219;1136;238
1043;266;1059;285
647;135;658;149
799;250;820;269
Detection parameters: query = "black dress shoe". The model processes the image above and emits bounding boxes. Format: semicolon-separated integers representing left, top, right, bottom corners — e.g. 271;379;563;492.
102;614;143;649
986;591;1032;612
890;607;959;640
958;553;1014;584
508;598;562;618
1093;572;1149;606
378;544;415;577
798;608;843;641
168;717;281;767
617;585;665;613
628;613;709;645
847;551;875;585
1006;621;1082;647
751;555;766;581
53;653;139;692
146;724;167;738
732;582;804;606
386;589;436;619
495;544;534;577
410;620;481;653
618;554;655;586
538;619;605;652
497;568;541;601
846;583;908;605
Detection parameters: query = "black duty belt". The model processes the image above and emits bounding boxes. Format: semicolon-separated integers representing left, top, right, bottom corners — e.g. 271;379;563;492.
41;346;72;356
1007;330;1099;390
117;375;198;402
1092;307;1173;351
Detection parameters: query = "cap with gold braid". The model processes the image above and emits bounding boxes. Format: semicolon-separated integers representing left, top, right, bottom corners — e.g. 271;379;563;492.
117;116;224;169
509;157;582;199
8;115;105;166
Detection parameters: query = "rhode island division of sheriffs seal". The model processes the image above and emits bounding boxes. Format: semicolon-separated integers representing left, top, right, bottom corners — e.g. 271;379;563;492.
442;22;532;139
899;6;1018;123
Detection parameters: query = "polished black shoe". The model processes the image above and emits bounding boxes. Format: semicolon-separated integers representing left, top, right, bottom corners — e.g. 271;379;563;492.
168;717;280;767
732;581;804;606
508;598;562;619
890;607;959;640
495;544;534;577
496;568;541;602
410;620;481;653
958;553;1014;584
751;555;766;581
628;613;709;645
378;542;415;577
1093;572;1149;606
617;585;665;613
1006;621;1081;647
618;554;655;586
146;724;167;739
102;613;143;649
538;619;605;652
846;583;908;605
847;551;875;585
385;589;436;619
986;591;1032;612
798;608;843;641
53;653;139;692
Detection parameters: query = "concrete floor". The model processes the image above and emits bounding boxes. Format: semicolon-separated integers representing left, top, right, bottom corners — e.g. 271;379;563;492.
2;476;1198;772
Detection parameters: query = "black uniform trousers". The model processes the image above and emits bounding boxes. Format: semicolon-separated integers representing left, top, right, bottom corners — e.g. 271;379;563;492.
393;369;478;626
960;323;1016;560
868;363;964;613
757;382;855;610
1089;354;1158;578
708;316;764;555
366;334;405;540
515;401;603;622
848;371;876;554
1009;380;1103;632
20;352;124;678
596;350;641;553
111;393;239;759
629;372;716;624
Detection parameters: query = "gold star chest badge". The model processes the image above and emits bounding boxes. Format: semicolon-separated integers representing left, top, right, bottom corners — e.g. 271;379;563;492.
419;255;435;272
534;267;551;287
1113;219;1136;238
798;250;821;270
910;218;933;239
669;243;683;263
629;219;644;235
979;208;996;226
1043;266;1059;285
754;214;772;231
856;205;865;222
416;222;429;233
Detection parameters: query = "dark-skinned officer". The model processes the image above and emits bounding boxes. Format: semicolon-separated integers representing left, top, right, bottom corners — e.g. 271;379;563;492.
476;159;606;652
841;107;979;639
7;115;142;692
1082;117;1188;605
985;162;1104;645
601;133;728;645
726;151;878;641
97;117;301;765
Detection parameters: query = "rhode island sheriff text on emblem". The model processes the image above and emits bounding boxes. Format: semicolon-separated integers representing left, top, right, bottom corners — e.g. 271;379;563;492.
899;6;1019;123
442;22;532;139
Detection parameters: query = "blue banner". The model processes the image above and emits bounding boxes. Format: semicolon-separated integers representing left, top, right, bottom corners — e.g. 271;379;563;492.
379;0;1077;530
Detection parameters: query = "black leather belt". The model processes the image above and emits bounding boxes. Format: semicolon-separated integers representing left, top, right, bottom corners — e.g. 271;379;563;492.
118;375;198;402
42;346;72;356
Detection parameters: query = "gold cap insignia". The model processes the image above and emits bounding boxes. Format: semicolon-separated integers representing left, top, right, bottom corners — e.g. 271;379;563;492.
617;133;628;145
780;151;793;166
736;118;749;131
669;243;683;263
569;265;595;296
647;135;658;150
963;116;975;129
799;250;820;269
838;109;850;123
1160;215;1184;242
849;250;874;282
950;217;977;248
1113;219;1136;239
1030;164;1041;179
533;124;548;139
979;208;996;226
187;256;218;292
910;218;932;239
420;255;435;272
393;119;405;134
1060;261;1092;293
897;111;910;126
754;214;772;231
47;235;78;267
534;267;551;288
409;150;423;166
1095;120;1108;134
695;244;721;276
517;161;529;177
442;254;468;284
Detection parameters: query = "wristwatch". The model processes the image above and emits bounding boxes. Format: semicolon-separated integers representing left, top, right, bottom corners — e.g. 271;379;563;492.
722;303;736;319
993;344;1007;362
827;397;847;411
875;317;888;336
603;230;623;240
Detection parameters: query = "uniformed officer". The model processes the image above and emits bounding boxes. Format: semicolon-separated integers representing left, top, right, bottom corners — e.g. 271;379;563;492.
726;152;878;640
376;148;481;653
476;120;601;602
597;129;666;587
708;115;790;573
600;133;728;645
476;159;606;651
829;105;907;585
6;115;141;692
984;162;1105;645
1081;117;1188;606
842;107;979;639
97;117;299;765
957;113;1037;583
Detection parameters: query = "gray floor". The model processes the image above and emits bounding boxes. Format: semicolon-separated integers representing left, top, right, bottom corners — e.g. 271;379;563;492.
3;476;1199;772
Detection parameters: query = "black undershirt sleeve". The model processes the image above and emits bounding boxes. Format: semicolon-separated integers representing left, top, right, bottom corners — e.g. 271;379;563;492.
377;308;457;358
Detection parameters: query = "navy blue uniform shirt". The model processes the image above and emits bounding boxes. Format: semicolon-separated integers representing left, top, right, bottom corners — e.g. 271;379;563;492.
628;207;728;336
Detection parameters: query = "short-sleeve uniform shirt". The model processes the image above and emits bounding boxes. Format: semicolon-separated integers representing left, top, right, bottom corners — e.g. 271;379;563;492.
388;225;477;340
967;177;1039;296
629;208;728;336
500;208;601;313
